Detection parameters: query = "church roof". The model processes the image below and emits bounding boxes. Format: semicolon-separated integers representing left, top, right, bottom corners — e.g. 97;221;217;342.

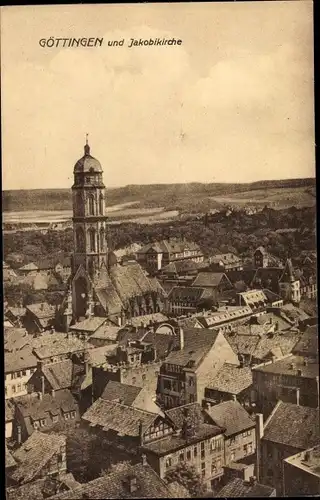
74;142;102;173
110;263;160;303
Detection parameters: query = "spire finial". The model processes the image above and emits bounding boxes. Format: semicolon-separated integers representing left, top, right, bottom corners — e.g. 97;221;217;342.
84;133;90;156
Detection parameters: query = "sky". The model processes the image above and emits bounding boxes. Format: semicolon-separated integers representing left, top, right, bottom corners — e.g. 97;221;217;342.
1;1;315;190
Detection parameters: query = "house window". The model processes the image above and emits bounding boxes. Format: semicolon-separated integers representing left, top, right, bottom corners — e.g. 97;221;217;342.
52;415;59;423
201;442;205;459
64;412;70;420
230;452;235;461
194;446;198;457
30;369;35;374
179;452;184;461
11;373;17;380
22;370;27;376
70;411;76;419
211;461;217;475
210;438;216;452
163;379;171;390
33;420;40;429
201;462;206;477
142;374;146;382
165;457;172;468
17;384;21;392
187;450;191;460
244;443;253;455
12;385;16;393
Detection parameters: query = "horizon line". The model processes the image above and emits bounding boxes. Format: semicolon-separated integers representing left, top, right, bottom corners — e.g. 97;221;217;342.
2;176;316;192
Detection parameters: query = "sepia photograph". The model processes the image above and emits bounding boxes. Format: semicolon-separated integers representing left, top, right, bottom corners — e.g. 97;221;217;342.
1;1;318;498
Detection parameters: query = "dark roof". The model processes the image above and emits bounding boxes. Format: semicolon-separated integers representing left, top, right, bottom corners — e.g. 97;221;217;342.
205;400;254;437
164;329;220;367
192;272;229;288
42;359;74;390
6;399;15;421
226;330;299;361
252;355;319;378
215;477;275;497
32;333;86;359
165;403;204;428
263;402;320;449
142;423;223;456
227;269;256;287
263;288;283;303
26;303;56;319
69;316;107;333
47;461;172;499
5;349;38;373
14;389;78;425
11;431;66;484
206;363;253;395
101;381;142;405
168;286;213;302
82;399;159;437
6;445;17;469
292;325;318;357
251;267;283;287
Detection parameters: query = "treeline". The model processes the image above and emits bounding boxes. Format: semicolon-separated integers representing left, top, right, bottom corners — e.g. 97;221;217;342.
3;206;316;267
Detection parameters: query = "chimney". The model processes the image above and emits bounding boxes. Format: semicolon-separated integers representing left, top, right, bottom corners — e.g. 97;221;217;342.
296;387;300;406
179;327;184;350
141;453;148;466
255;413;264;483
51;389;55;398
37;360;43;372
118;316;122;327
304;359;308;366
17;424;22;446
41;375;45;395
38;391;43;400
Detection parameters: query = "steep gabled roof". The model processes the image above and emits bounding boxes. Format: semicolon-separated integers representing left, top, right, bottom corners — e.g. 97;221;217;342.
206;363;253;395
11;431;66;484
192;272;230;288
205;400;254;437
263;402;320;450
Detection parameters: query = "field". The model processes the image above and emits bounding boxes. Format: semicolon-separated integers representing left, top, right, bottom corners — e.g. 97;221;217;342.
212;186;316;208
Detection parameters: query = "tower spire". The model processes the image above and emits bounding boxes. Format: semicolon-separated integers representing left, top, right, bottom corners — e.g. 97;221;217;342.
84;133;90;156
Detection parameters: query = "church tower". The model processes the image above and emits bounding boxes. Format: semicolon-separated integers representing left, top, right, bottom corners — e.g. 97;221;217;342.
279;258;301;305
71;136;108;319
72;135;108;276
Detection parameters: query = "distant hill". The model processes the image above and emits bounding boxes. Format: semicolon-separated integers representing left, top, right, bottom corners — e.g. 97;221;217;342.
3;178;316;212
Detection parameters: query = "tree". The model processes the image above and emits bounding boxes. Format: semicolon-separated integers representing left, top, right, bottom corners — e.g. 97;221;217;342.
165;462;207;498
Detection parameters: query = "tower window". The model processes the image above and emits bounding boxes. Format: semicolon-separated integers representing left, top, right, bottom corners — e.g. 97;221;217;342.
88;195;95;216
100;228;105;251
88;229;96;252
99;194;104;215
76;227;85;252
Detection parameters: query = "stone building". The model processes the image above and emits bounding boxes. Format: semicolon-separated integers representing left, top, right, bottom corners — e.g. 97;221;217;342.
60;139;165;330
283;445;320;497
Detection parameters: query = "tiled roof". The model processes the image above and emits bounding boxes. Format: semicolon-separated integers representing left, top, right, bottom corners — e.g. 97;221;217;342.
90;325;121;341
138;238;201;256
88;344;118;366
198;306;252;328
82;399;158;436
6;444;17;468
206;363;252;395
4;327;32;352
292;325;318;357
263;402;320;449
252;355;319;378
165;329;220;367
168;286;211;302
110;263;160;303
210;253;242;265
255;246;268;255
95;287;123;316
205;400;254;437
192;272;228;288
6;479;48;500
142;423;223;455
69;316;107;333
11;431;66;484
251;267;283;287
47;461;173;499
6;399;15;421
101;380;142;405
26;303;56;319
14;390;78;431
6;307;26;318
160;260;206;276
263;288;282;303
227;269;256;287
42;359;74;390
5;348;38;373
129;313;168;327
178;316;204;329
165;403;204;428
215;477;275;497
32;333;86;359
238;289;268;306
281;303;310;322
19;262;39;271
226;330;299;361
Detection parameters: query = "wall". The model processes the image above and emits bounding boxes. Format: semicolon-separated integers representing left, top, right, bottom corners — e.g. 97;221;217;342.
6;420;13;439
261;440;300;495
5;367;36;399
225;428;256;464
196;332;239;403
283;460;320;497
